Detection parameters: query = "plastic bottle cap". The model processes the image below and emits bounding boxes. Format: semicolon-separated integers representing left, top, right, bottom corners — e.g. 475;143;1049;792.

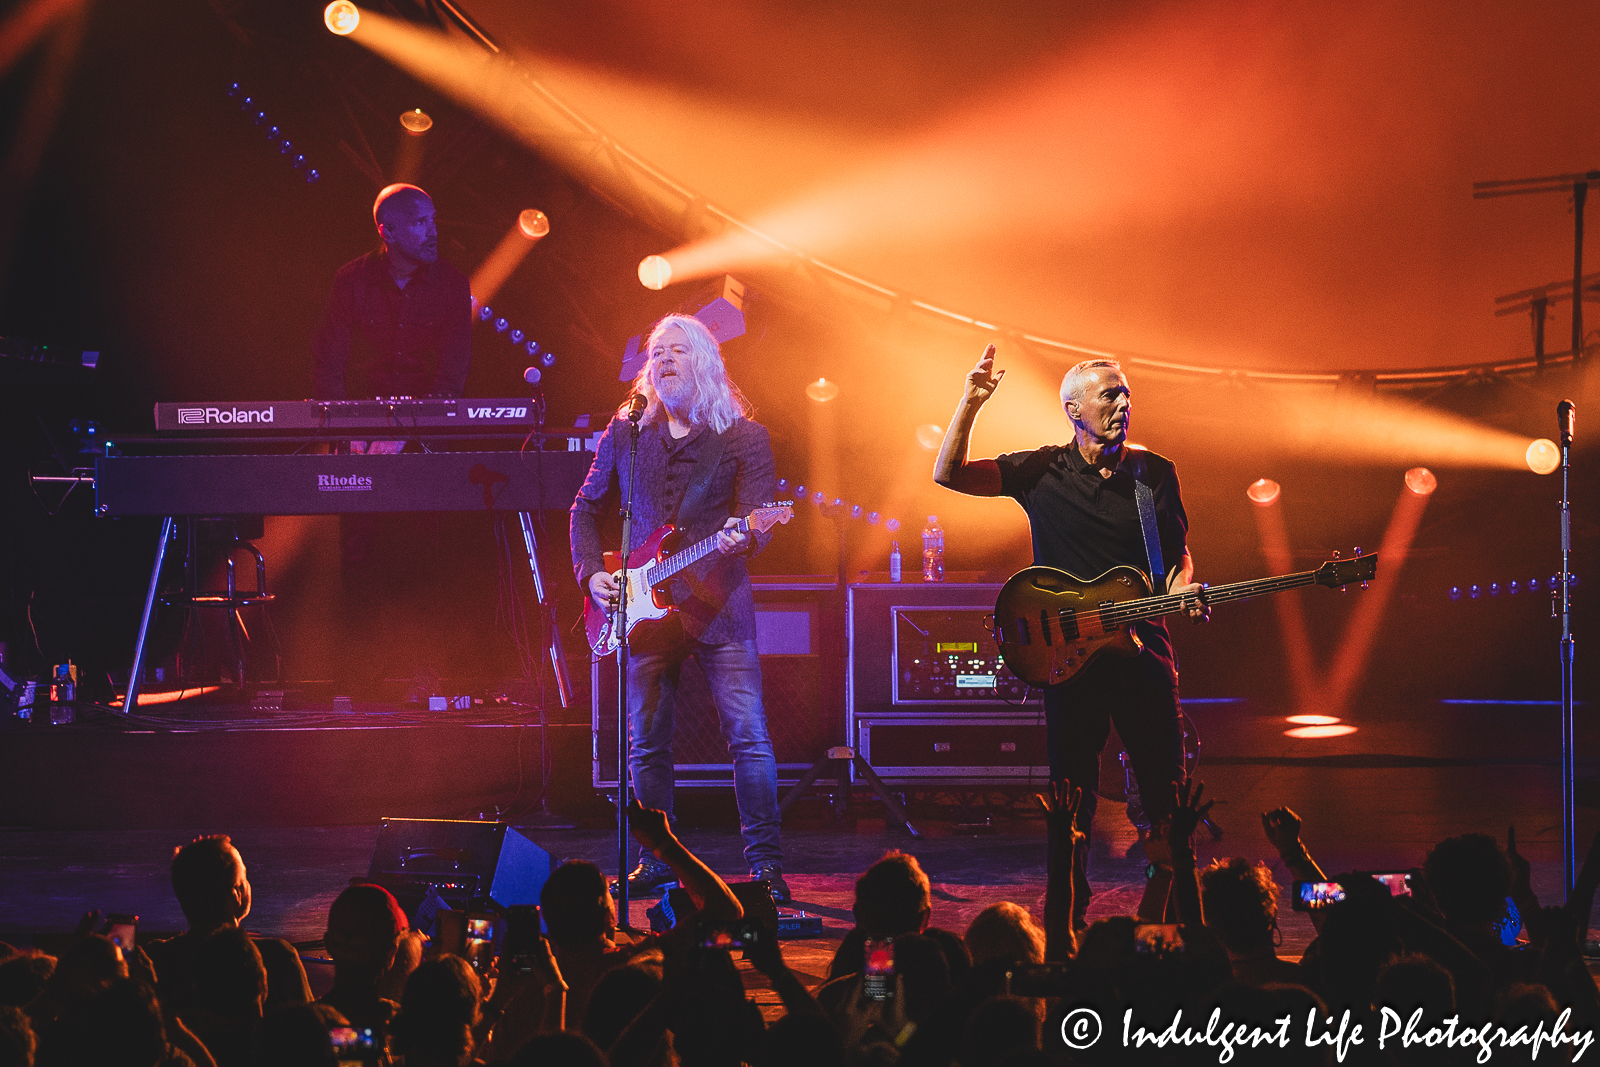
928;515;937;522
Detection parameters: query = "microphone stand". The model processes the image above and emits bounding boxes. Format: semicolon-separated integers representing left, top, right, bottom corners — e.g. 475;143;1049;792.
1559;400;1578;896
615;406;644;928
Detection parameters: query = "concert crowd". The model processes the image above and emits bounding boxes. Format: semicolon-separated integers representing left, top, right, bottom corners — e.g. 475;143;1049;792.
2;784;1599;1067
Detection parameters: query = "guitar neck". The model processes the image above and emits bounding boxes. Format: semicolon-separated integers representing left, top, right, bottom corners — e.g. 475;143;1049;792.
650;519;747;582
1107;567;1326;625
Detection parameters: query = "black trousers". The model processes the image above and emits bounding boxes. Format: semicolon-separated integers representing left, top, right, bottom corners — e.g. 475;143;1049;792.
1044;650;1183;914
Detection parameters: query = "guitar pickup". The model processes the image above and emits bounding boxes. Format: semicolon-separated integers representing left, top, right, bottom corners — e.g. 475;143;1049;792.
1002;617;1030;645
1055;609;1080;641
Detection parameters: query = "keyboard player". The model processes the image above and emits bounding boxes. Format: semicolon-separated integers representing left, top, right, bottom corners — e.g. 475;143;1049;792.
311;182;473;455
310;183;474;687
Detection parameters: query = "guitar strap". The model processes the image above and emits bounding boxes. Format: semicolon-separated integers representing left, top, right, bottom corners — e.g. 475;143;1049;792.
1129;449;1166;586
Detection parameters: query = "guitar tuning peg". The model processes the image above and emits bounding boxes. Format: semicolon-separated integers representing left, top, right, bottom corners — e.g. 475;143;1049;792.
1354;546;1368;590
1333;549;1345;592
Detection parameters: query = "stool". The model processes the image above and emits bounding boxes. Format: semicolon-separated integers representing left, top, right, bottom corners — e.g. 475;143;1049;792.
160;523;280;691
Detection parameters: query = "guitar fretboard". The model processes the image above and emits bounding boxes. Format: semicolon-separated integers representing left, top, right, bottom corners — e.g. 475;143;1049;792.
1098;568;1325;626
645;517;750;585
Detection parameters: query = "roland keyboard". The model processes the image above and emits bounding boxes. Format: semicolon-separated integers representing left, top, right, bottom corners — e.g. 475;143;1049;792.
154;397;542;433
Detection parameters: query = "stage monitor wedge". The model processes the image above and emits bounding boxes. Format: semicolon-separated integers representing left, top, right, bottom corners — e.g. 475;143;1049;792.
367;818;557;912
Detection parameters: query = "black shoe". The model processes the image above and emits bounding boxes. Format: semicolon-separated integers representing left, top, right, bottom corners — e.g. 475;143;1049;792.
750;862;790;903
615;858;676;897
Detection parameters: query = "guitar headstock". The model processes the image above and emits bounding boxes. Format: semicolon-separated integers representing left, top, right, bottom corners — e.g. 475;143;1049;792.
1315;553;1378;588
748;501;796;533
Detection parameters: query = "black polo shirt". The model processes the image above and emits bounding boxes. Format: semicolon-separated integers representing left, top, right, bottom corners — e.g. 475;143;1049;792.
994;443;1188;676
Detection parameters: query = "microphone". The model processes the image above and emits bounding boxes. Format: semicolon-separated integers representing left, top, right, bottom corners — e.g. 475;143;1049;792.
1558;399;1575;447
625;393;648;423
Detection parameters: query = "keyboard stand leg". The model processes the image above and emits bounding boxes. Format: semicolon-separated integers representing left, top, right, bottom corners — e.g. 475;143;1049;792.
124;516;174;713
518;511;573;708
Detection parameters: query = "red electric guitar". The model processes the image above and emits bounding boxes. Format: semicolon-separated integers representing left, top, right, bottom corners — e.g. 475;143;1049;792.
583;502;795;657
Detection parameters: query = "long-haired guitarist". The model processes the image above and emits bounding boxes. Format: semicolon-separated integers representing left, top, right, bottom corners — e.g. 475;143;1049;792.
934;345;1209;924
569;313;788;901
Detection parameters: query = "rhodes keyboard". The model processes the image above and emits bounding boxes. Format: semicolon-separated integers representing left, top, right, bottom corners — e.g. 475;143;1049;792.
154;397;543;434
95;451;591;516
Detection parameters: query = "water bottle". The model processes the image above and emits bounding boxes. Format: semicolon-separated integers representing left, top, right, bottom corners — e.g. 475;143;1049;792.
921;516;945;582
889;541;902;583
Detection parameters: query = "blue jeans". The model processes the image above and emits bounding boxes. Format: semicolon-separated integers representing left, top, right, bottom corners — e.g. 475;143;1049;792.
626;638;783;869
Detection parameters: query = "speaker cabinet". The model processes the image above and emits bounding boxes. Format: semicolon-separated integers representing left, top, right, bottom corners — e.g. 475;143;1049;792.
592;580;845;789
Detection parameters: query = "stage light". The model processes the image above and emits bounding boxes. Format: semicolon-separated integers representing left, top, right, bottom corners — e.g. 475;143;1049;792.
1449;586;1461;601
1529;577;1542;592
400;108;432;133
518;209;550;239
324;1;359;35
886;519;901;532
1286;714;1341;725
510;329;524;344
494;318;508;332
1509;581;1520;595
1404;467;1437;496
524;341;539;357
1246;478;1281;506
915;424;944;450
868;512;880;524
539;351;556;369
794;485;806;499
1285;724;1359;739
1490;582;1501;597
851;505;863;519
109;685;221;708
812;490;826;504
805;377;839;403
1470;584;1481;599
639;255;672;290
478;305;492;320
1526;438;1559;475
306;169;321;183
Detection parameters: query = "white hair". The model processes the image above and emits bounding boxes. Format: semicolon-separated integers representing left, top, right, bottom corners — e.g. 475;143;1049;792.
624;314;753;434
1059;358;1125;409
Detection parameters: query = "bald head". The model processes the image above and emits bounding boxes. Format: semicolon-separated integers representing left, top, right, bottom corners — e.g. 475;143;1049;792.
372;184;438;269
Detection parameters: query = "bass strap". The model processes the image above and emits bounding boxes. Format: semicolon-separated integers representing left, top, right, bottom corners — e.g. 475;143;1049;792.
1129;449;1166;587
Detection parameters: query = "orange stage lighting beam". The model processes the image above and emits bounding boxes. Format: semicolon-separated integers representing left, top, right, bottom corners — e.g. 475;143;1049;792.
1248;481;1316;712
470;213;548;306
1313;469;1435;721
0;0;81;77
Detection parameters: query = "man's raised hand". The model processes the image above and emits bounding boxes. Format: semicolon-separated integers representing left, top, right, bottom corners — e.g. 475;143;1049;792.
963;344;1006;406
627;798;675;854
1036;778;1085;847
1168;779;1213;850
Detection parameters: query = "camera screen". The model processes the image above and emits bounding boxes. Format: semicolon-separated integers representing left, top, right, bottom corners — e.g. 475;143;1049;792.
699;927;745;950
1369;872;1411;897
1134;924;1184;954
1299;881;1346;908
466;917;494;940
328;1026;375;1051
863;938;894;1001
